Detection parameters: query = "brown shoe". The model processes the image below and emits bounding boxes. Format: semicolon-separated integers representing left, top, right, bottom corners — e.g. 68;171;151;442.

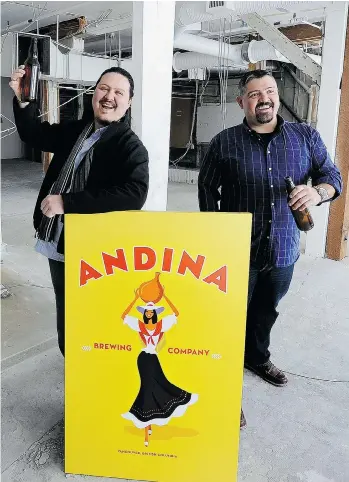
240;410;246;429
245;360;288;387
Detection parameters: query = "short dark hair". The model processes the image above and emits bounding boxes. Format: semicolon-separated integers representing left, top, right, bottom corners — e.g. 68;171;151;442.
82;67;134;124
95;67;134;99
238;70;274;95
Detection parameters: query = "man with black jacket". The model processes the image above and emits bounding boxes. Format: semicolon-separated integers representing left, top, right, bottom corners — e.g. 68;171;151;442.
10;66;149;355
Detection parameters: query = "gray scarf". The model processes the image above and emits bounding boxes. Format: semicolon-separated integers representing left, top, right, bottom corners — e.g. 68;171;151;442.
37;121;94;242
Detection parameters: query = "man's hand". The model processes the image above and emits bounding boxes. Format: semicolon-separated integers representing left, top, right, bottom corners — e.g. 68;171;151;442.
41;195;64;218
288;185;321;211
9;65;26;100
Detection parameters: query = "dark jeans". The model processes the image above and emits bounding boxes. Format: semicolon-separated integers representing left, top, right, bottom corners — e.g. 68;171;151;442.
48;259;65;356
245;262;295;366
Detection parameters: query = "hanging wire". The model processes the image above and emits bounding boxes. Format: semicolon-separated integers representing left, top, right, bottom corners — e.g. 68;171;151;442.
218;17;229;131
1;112;16;129
1;128;17;140
109;33;112;67
0;113;17;140
0;22;11;54
14;1;48;34
55;14;59;80
1;84;95;139
170;78;199;168
283;371;349;383
37;85;95;119
218;18;223;119
223;18;228;130
221;16;231;132
199;68;211;106
1;126;16;134
118;30;121;67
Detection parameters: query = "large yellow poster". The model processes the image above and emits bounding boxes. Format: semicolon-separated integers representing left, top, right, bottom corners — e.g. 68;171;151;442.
65;211;251;482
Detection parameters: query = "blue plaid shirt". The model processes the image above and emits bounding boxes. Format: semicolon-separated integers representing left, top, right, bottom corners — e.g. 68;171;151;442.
198;116;342;268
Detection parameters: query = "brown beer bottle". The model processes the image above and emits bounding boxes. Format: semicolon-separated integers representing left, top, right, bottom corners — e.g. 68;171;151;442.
21;37;40;102
285;176;314;232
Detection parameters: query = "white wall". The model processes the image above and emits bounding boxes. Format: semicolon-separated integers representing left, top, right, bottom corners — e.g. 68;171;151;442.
1;77;25;159
197;102;244;143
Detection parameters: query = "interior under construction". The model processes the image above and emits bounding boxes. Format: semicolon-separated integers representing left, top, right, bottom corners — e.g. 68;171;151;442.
1;1;348;260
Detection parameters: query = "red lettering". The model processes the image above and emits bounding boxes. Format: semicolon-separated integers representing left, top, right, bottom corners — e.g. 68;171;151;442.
178;251;205;279
174;348;179;354
168;348;173;354
94;343;98;349
99;343;104;349
80;260;103;287
187;349;192;355
126;345;132;351
134;247;156;270
162;248;174;272
105;344;109;349
203;266;227;293
110;344;116;350
102;250;128;275
120;345;126;351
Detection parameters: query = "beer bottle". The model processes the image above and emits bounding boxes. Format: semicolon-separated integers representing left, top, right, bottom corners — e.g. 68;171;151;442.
285;176;314;232
21;37;40;102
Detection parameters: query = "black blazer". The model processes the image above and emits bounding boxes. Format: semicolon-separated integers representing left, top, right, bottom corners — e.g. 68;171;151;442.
13;98;149;253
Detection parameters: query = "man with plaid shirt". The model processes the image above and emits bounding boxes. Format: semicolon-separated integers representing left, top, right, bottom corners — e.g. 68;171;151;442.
198;70;342;427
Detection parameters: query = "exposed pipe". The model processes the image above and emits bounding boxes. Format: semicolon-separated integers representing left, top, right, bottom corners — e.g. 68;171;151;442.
173;51;246;72
174;33;248;64
173;53;281;74
248;39;289;63
173;0;323;82
175;1;306;27
173;35;291;71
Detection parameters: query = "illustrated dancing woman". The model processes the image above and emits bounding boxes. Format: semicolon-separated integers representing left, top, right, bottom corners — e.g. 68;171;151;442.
121;277;198;447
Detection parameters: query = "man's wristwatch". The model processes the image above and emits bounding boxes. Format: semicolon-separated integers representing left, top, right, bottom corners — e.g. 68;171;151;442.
314;186;330;205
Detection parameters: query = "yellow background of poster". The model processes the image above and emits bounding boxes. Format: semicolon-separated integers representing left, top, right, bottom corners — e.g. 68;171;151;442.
65;211;251;482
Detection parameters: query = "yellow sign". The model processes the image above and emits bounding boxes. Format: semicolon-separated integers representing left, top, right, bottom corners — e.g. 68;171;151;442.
65;211;251;482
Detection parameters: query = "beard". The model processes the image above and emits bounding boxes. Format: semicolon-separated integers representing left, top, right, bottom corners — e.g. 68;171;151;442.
255;102;274;124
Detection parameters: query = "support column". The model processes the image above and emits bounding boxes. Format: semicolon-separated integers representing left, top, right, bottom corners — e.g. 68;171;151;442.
326;13;349;261
131;1;175;211
305;3;348;258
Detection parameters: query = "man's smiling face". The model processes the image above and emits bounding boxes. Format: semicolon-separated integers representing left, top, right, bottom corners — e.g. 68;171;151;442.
237;75;280;128
92;72;131;126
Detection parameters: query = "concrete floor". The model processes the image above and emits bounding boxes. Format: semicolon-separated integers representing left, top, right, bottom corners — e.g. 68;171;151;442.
2;158;349;482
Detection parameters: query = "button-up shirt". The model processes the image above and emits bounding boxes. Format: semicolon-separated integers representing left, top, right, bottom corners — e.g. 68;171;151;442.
198;116;342;268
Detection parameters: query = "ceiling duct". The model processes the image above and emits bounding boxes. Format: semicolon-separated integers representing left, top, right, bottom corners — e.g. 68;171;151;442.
173;34;290;70
173;2;325;72
175;1;306;27
173;51;246;72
